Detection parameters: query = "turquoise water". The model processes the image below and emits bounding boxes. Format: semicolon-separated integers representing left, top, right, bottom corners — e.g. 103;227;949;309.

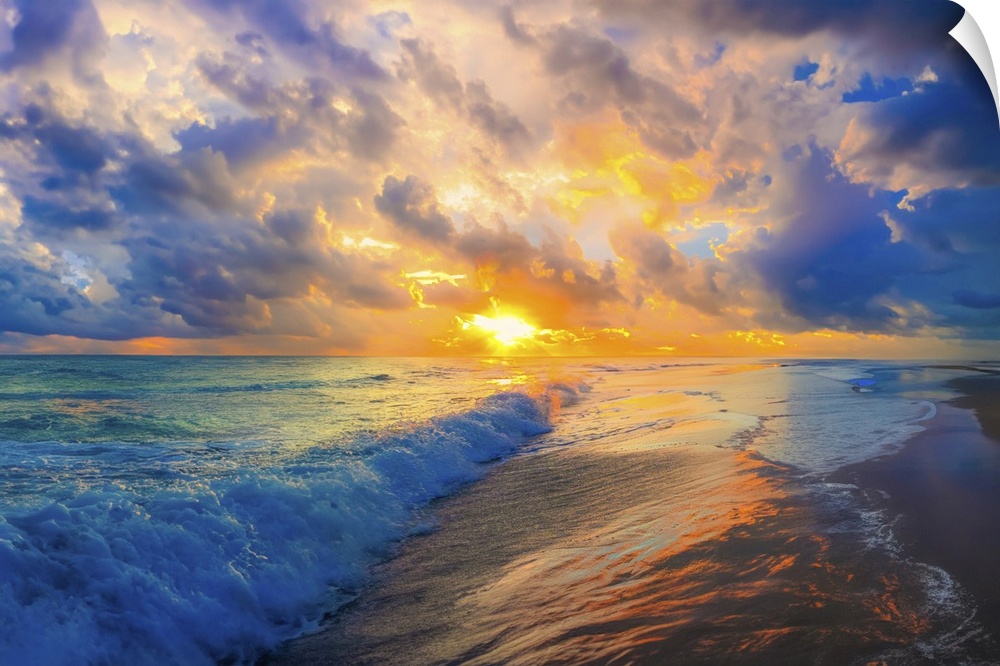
0;356;581;665
0;356;535;449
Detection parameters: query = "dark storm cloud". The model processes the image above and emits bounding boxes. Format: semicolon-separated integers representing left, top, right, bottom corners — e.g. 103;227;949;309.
0;231;186;341
117;207;409;335
609;224;731;315
176;116;297;171
35;122;107;174
454;219;534;268
732;146;937;332
194;54;403;163
375;175;456;241
399;39;530;154
885;186;1000;336
0;103;127;234
196;51;275;110
0;0;108;86
1;99;231;233
903;188;1000;249
21;197;116;232
0;260;95;336
2;140;409;338
185;0;386;80
594;0;963;55
953;290;1000;310
115;147;238;216
398;39;465;110
728;145;1000;337
1;104;107;176
464;80;531;151
0;0;89;70
344;89;404;160
500;14;701;158
840;75;1000;190
0;80;409;340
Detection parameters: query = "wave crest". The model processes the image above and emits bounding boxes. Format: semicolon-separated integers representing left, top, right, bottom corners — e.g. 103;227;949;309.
0;383;583;665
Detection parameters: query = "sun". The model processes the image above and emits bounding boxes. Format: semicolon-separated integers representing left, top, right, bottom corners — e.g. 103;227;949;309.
462;313;538;347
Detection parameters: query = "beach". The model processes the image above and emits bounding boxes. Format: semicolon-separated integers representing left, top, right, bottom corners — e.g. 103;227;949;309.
2;357;998;664
833;372;1000;646
3;0;999;662
266;362;1000;665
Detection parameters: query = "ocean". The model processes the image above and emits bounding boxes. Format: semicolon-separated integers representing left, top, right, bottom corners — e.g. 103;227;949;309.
0;356;997;664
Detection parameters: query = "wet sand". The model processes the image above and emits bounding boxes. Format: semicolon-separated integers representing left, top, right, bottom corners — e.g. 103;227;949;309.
833;374;1000;643
262;445;786;665
951;374;1000;442
264;431;979;663
261;366;1000;665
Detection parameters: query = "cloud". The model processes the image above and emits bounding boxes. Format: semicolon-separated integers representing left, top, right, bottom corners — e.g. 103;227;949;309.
398;39;530;154
185;0;387;80
837;68;1000;197
344;89;404;161
0;0;998;354
0;201;412;342
0;0;106;77
454;218;533;270
464;80;531;153
117;206;411;336
375;175;456;241
1;103;107;176
594;0;963;56
449;220;625;328
125;147;238;214
189;58;403;165
501;13;702;159
398;38;465;110
953;290;1000;310
731;145;919;331
610;223;732;316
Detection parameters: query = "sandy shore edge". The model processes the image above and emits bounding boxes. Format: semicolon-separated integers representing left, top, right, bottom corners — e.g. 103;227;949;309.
831;369;1000;642
261;366;1000;664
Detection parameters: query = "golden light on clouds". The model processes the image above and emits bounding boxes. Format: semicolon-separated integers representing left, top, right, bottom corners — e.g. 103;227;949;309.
0;0;995;358
549;117;713;228
404;270;466;286
342;235;399;251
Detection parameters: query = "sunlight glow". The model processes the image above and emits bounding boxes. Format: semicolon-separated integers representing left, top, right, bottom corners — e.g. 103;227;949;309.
461;313;537;347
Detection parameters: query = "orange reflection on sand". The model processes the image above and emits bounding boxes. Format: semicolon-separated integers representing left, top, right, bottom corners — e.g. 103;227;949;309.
450;447;940;665
867;574;931;635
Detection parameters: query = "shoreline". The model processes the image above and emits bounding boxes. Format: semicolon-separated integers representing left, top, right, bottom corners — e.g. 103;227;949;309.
949;373;1000;442
831;373;1000;642
261;367;1000;664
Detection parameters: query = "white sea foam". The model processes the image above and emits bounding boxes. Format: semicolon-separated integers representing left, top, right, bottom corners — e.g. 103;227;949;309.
807;365;875;383
0;386;576;666
809;480;984;662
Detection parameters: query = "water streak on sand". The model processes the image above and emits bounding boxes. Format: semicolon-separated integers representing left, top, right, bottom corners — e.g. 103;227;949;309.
271;361;991;666
0;357;993;665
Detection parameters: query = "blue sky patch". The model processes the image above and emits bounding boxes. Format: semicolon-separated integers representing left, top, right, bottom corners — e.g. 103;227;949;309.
793;61;820;81
843;73;914;103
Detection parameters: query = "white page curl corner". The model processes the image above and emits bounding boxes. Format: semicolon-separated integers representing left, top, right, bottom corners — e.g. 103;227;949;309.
949;0;1000;127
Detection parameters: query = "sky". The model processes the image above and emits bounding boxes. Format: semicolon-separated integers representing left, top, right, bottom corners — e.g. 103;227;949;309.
0;0;999;357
